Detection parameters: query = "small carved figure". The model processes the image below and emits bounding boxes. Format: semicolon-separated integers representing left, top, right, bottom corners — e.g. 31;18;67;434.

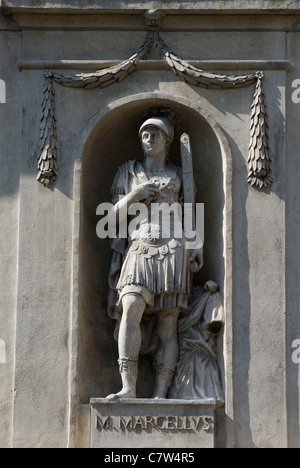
169;281;225;405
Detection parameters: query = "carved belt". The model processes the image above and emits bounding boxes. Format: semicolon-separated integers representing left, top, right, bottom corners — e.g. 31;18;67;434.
128;238;182;259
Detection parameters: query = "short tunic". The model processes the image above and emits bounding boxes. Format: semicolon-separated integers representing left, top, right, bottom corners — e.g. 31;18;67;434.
110;159;191;313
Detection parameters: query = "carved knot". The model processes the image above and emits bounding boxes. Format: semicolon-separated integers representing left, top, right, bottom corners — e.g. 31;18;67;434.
255;71;264;80
144;9;166;31
44;69;53;80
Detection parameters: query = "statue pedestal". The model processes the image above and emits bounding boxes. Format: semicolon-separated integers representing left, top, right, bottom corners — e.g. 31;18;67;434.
90;398;217;448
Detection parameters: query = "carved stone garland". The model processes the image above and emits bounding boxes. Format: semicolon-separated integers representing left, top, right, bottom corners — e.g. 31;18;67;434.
38;71;58;186
37;30;273;189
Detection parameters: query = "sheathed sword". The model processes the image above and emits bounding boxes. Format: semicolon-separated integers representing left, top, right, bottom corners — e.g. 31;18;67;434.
180;133;196;237
180;133;204;253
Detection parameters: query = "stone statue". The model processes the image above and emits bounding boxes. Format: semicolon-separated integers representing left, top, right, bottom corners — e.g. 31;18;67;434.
169;281;224;405
106;114;223;401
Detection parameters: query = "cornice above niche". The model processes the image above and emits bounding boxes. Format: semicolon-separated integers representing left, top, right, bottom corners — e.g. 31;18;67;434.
2;0;300;15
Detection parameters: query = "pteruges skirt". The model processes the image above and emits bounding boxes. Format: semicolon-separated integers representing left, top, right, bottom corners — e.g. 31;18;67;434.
116;238;191;312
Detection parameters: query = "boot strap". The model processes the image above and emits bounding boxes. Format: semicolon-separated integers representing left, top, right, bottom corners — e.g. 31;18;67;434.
118;357;138;374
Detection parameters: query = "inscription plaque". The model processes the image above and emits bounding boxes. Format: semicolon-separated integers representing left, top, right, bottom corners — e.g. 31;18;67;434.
90;399;216;448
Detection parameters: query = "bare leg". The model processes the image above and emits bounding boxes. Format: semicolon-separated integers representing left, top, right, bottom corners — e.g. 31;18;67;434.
152;309;180;399
107;294;145;400
118;294;145;359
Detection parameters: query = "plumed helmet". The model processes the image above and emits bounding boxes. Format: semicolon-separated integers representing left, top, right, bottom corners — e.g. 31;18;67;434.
139;117;174;144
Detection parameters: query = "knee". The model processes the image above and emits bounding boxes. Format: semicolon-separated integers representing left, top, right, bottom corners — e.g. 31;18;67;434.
121;294;145;323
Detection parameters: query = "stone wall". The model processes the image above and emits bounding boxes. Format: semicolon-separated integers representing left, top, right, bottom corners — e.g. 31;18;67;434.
0;1;299;448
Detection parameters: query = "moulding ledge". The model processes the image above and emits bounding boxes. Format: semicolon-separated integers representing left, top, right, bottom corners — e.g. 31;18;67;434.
2;0;300;15
18;59;290;72
90;398;219;407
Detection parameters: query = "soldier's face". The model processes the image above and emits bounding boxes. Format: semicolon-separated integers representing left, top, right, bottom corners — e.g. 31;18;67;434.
141;126;168;158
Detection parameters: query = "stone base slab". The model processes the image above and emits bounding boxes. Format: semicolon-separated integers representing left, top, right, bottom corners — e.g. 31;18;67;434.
90;398;217;448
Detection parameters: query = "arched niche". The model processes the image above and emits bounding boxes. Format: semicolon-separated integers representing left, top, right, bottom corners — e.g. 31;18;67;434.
77;93;232;404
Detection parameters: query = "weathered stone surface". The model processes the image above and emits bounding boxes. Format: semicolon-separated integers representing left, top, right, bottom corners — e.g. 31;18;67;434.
0;20;21;448
0;1;299;449
2;0;300;12
90;399;216;448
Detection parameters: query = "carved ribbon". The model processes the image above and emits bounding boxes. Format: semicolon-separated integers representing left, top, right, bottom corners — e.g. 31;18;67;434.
38;30;272;189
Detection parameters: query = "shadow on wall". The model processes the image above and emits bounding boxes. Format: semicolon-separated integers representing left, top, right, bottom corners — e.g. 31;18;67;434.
226;131;253;448
78;97;225;405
